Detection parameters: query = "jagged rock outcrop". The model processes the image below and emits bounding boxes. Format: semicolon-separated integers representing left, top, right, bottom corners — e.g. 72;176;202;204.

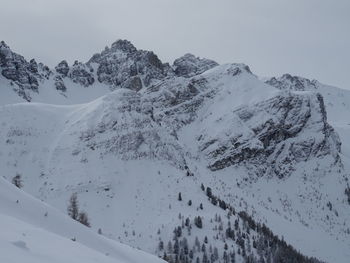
55;59;94;88
266;74;318;91
0;40;222;98
0;41;41;101
54;75;66;92
55;60;69;77
0;41;54;101
88;39;170;90
173;53;218;77
68;61;95;87
28;59;38;73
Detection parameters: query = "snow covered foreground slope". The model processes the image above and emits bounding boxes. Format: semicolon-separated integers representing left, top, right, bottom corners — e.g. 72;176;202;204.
1;40;350;263
0;177;166;263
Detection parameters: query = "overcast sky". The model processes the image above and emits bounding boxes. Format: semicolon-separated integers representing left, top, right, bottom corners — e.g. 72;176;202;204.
0;0;349;89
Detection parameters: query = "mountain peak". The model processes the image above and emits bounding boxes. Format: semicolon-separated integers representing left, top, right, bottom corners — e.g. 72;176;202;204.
110;39;137;53
0;40;10;49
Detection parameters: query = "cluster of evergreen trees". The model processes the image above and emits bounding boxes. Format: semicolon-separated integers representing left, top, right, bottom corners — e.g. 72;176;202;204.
200;183;324;263
158;215;236;263
67;193;91;227
158;183;324;263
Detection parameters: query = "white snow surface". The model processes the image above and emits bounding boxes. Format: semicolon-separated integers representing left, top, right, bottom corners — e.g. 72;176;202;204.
0;177;165;263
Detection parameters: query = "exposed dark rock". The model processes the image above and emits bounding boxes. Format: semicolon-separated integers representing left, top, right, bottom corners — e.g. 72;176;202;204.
266;74;318;91
88;39;171;90
0;41;46;100
173;53;218;78
110;39;137;54
55;60;69;77
54;75;66;92
68;61;94;87
29;59;38;73
122;76;143;92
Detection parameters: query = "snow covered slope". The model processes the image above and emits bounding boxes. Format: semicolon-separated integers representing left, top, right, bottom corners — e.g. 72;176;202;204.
1;40;350;263
0;177;166;263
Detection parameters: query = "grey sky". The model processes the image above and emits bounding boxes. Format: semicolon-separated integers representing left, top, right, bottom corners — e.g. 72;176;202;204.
1;0;349;89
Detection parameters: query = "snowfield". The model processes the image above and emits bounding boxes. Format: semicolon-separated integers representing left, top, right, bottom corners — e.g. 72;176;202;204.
0;177;166;263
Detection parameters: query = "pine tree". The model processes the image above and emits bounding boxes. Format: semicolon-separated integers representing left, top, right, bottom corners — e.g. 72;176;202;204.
12;174;23;188
214;247;219;261
67;193;79;220
201;243;206;252
159;240;164;251
167;241;173;254
210;253;215;263
185;217;190;227
223;251;228;263
174;226;182;237
204;236;208;243
78;211;90;227
202;253;208;263
182;237;189;255
178;192;182;201
174;238;179;254
67;193;90;227
194;216;203;228
188;200;192;206
195;236;200;250
206;187;212;198
230;251;235;263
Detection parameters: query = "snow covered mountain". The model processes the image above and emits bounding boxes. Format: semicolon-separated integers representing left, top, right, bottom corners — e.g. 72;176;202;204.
0;40;349;263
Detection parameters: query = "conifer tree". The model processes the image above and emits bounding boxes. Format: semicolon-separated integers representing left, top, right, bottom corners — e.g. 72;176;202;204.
12;174;23;188
67;193;79;220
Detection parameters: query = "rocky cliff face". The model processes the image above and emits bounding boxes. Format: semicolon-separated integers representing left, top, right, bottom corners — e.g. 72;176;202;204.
73;89;187;169
201;92;341;177
0;41;51;101
88;40;172;91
